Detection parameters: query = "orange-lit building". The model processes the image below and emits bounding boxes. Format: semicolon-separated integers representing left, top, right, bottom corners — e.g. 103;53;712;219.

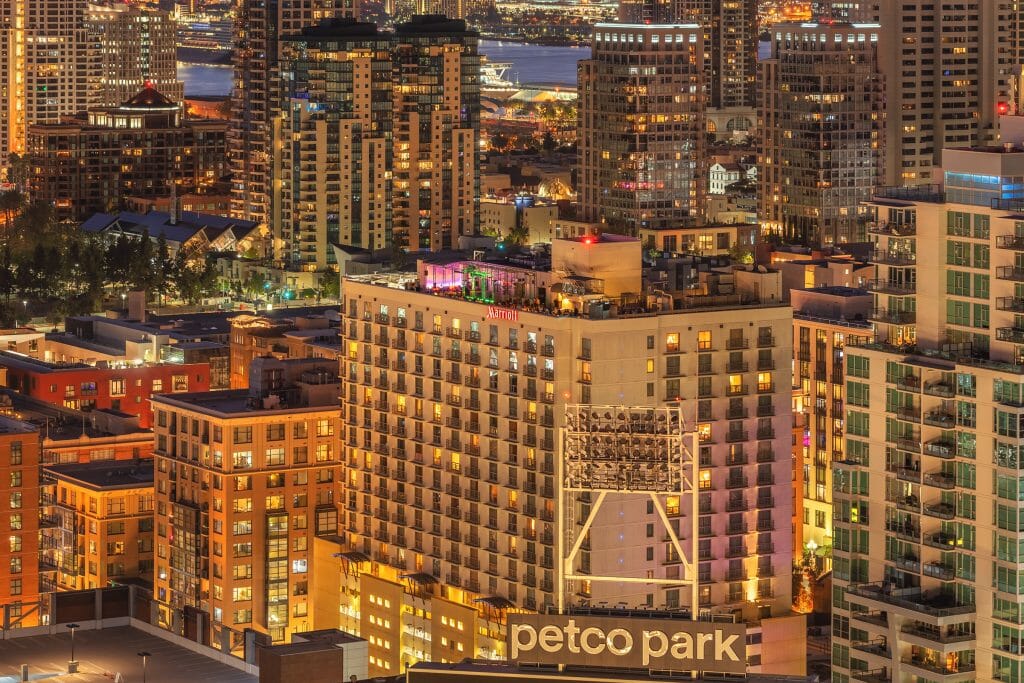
40;460;154;591
229;314;338;389
0;417;41;628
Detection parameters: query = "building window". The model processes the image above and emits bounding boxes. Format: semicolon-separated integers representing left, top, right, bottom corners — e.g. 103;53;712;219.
697;330;712;350
233;426;252;444
109;378;126;397
232;451;253;469
316;419;334;437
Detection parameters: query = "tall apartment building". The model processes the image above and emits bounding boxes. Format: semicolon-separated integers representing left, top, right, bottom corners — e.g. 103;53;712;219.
272;20;394;270
811;1;870;21
790;286;872;558
339;237;804;673
758;21;884;245
578;23;705;234
872;1;1014;185
86;3;184;106
152;357;342;643
392;15;480;251
0;418;40;628
830;134;1024;683
675;0;758;112
229;0;354;225
40;460;154;592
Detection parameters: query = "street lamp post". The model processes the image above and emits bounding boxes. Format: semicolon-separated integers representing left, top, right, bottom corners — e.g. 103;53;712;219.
137;651;151;683
67;623;80;673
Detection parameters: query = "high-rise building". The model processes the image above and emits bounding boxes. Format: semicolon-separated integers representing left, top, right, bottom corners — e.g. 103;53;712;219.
675;0;758;112
27;86;228;221
578;23;705;234
758;21;884;245
810;1;870;21
392;15;480;251
152;357;342;643
872;1;1014;185
86;3;184;106
0;0;100;165
272;20;394;270
0;418;41;626
229;0;355;226
830;132;1024;683
338;237;803;673
790;286;872;558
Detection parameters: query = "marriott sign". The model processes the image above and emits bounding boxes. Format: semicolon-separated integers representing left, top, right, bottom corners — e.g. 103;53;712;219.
507;614;746;674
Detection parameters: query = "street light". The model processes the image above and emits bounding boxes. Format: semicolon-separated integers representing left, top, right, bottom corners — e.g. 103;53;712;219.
66;623;79;673
121;293;127;309
137;651;151;683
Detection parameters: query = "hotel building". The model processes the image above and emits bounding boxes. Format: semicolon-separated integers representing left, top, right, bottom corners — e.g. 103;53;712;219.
338;236;804;673
831;132;1024;682
152;357;342;643
578;23;706;233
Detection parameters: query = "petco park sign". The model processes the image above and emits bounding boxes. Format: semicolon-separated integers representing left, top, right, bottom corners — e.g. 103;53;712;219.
508;614;745;674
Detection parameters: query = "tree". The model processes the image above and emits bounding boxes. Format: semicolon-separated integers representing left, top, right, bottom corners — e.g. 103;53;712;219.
541;130;557;153
172;253;218;305
5;153;30;191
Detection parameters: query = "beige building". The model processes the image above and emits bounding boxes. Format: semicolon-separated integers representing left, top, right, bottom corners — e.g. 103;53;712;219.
152;356;342;643
478;197;558;245
831;137;1024;682
639;223;757;257
339;235;802;674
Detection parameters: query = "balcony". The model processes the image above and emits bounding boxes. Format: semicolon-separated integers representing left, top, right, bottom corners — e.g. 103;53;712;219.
852;639;891;659
726;384;748;396
866;279;916;295
997;326;1024;344
923;471;955;490
870;309;917;325
850;668;891;683
725;430;748;443
923;532;960;551
922;561;955;581
871;250;917;266
997;234;1024;250
893;374;921;392
726;475;749;489
726;360;749;373
895;406;921;423
846;582;975;621
997;296;1024;313
868;220;916;236
901;656;975;680
924;438;956;459
888;464;921;484
852;611;889;629
900;623;976;646
727;337;749;350
997;266;1024;282
923;410;954;428
924;381;955;398
923;501;956;520
884;520;920;542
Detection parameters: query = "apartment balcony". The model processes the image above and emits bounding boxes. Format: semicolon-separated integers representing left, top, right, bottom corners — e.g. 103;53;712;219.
866;279;916;295
884;520;920;542
725;475;749;489
894;406;921;423
851;639;891;660
923;532;960;551
888;464;921;484
923;381;955;398
900;623;976;648
923;471;956;490
846;583;974;624
726;384;749;397
725;545;749;558
997;326;1024;344
851;611;889;629
923;501;956;520
900;656;975;681
923;410;955;428
868;220;916;236
996;296;1024;313
997;234;1024;250
922;561;955;581
892;494;920;514
727;337;749;350
850;668;891;683
870;309;917;325
892;374;921;392
997;266;1024;282
757;334;775;348
924;438;956;459
725;429;748;443
726;498;748;512
871;250;917;266
726;360;749;373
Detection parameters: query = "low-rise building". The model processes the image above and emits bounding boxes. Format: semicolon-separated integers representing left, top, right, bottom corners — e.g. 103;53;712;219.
229;315;339;389
639;223;757;257
0;417;41;627
40;459;154;591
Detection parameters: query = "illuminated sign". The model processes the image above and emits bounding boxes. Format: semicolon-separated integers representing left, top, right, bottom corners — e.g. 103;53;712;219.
507;614;745;674
487;306;518;322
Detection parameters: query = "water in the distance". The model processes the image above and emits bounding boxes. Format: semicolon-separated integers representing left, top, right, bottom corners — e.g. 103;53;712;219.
178;39;589;96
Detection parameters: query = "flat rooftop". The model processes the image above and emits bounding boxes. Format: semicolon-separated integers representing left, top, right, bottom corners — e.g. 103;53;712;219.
0;626;256;683
152;389;338;417
1;391;151;442
408;662;809;682
45;460;153;489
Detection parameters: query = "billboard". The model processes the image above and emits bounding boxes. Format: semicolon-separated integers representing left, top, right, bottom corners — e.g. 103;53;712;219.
507;614;746;675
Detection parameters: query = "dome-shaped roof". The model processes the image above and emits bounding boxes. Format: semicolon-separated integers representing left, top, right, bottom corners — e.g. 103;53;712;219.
120;82;179;111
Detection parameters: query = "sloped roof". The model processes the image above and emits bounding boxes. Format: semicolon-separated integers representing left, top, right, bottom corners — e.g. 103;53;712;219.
121;85;179;111
81;210;259;246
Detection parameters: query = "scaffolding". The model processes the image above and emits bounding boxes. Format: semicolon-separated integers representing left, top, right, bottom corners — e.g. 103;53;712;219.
558;404;699;614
